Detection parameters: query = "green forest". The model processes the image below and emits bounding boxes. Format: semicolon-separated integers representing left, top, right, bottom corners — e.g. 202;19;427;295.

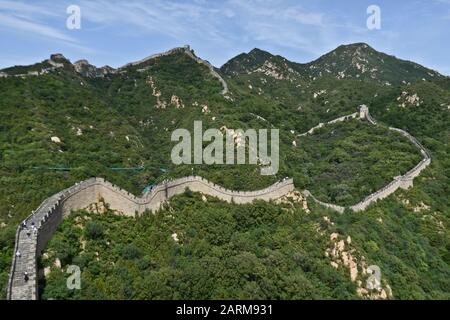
1;43;449;299
41;189;449;299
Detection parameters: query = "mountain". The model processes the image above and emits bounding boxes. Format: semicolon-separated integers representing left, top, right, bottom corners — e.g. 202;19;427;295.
221;48;307;82
0;43;449;300
221;43;445;85
305;43;443;84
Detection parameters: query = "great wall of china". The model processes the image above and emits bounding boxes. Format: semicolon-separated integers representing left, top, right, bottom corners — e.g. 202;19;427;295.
300;105;431;213
0;46;230;96
121;45;229;95
7;105;432;300
6;104;431;300
7;176;294;300
4;72;431;299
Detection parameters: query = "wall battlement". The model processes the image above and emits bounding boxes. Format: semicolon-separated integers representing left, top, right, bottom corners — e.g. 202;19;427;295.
7;176;293;300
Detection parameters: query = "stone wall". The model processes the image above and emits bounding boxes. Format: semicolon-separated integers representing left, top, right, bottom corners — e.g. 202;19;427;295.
7;105;431;299
7;176;294;300
298;112;358;137
302;105;431;213
301;190;345;213
1;46;230;96
122;46;229;96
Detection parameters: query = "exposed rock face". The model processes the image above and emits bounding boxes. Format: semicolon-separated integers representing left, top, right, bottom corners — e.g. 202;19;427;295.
74;59;114;77
147;76;166;109
275;190;309;213
313;89;327;99
50;53;66;61
201;105;210;113
74;59;94;75
397;91;421;107
326;230;393;300
254;61;285;80
0;52;115;79
170;95;185;109
46;54;70;70
50;136;61;144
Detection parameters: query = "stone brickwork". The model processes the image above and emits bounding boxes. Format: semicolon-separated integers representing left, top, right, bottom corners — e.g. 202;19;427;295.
7;176;293;300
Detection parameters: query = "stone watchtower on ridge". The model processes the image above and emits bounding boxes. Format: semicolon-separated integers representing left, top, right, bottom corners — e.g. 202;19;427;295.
359;104;369;119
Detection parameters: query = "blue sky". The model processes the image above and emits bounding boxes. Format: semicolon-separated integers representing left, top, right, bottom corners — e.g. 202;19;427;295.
0;0;449;75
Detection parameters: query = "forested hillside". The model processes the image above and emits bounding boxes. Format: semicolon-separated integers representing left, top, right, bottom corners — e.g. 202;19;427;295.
1;43;449;299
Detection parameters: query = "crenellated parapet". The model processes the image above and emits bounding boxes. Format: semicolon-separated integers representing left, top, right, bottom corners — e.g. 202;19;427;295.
7;176;293;300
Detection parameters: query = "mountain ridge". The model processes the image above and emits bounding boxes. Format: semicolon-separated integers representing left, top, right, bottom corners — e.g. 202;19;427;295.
221;42;446;85
1;42;446;84
0;40;449;300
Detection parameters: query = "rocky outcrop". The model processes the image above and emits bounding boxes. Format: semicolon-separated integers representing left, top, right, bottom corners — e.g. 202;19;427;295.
325;231;393;299
73;60;114;78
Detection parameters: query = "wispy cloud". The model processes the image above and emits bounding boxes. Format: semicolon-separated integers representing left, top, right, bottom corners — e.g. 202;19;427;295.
75;0;327;51
0;0;60;17
0;13;75;42
77;0;233;44
229;0;324;26
0;0;76;43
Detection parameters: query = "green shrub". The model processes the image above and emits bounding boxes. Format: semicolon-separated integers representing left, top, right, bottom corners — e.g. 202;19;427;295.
84;221;104;240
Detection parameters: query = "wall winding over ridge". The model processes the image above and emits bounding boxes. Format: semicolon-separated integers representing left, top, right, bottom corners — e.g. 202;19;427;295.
7;106;431;299
7;176;293;300
1;47;230;96
122;46;229;96
301;105;431;213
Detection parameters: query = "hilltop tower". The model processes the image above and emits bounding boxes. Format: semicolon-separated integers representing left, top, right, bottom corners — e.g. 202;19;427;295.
359;104;369;119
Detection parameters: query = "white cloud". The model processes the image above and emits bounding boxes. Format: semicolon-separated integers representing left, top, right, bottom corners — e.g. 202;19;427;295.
228;0;324;26
0;13;76;42
0;0;60;17
76;0;230;43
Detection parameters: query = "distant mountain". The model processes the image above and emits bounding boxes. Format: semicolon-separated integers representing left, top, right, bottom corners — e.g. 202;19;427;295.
221;43;445;85
221;48;306;82
304;43;443;84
